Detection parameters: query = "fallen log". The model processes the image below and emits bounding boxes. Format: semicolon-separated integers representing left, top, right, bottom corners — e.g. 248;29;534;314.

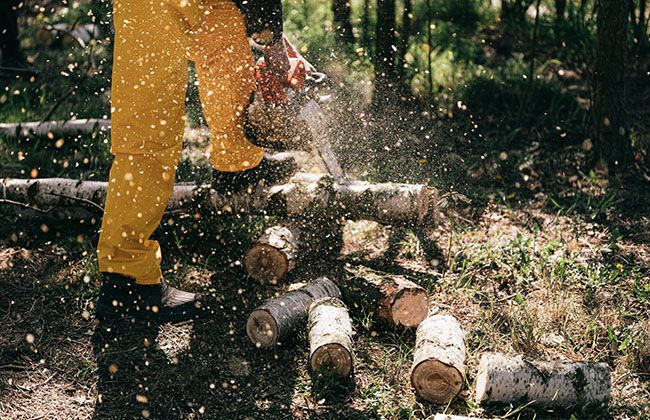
243;225;300;284
246;277;341;348
1;175;437;226
0;119;110;139
0;119;210;141
343;265;428;328
475;352;611;408
411;314;466;404
308;297;354;377
35;23;100;48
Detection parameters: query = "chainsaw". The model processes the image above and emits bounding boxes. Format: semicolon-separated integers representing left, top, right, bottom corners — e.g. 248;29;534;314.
246;36;345;183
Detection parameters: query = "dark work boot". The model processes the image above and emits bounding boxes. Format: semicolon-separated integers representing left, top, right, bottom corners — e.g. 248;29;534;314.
96;273;201;323
212;152;297;196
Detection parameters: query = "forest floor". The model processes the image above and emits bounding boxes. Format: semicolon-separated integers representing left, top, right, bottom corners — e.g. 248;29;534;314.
1;130;649;419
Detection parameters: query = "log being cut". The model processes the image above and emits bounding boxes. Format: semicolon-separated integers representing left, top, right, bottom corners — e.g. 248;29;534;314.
1;175;437;227
244;225;300;284
308;297;354;377
246;277;341;348
475;352;611;408
343;265;428;328
411;313;466;404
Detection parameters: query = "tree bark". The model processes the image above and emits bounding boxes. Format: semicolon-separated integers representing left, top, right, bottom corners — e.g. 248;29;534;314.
246;277;341;348
343;265;428;327
308;297;354;377
1;175;438;227
475;352;611;407
244;225;300;284
374;0;397;101
410;314;466;404
333;0;355;44
593;0;633;173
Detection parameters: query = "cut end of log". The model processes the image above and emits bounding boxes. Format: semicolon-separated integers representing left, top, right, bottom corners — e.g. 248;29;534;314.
411;359;464;404
310;343;354;378
391;289;429;327
243;244;290;284
246;309;279;348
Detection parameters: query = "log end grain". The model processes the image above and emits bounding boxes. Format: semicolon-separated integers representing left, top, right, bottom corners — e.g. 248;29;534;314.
411;359;464;404
310;342;354;378
391;288;429;328
243;244;290;284
246;309;279;348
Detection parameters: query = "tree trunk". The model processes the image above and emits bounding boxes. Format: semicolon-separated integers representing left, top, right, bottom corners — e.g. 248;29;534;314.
397;0;413;82
593;0;633;173
475;353;611;407
1;175;438;227
308;297;354;377
410;314;466;404
343;265;428;327
0;0;20;60
362;0;371;49
333;0;355;44
35;23;100;48
501;0;534;25
555;0;567;24
246;277;341;348
244;225;300;284
374;0;397;101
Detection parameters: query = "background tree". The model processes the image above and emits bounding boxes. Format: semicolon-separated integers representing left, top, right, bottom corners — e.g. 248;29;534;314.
593;0;634;173
333;0;354;44
374;0;397;100
397;0;413;83
501;0;535;25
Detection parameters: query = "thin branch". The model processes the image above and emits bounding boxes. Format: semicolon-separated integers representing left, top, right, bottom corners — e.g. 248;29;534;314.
44;191;104;213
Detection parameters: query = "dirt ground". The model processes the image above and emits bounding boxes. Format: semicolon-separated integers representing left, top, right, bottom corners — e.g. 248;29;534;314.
0;145;648;419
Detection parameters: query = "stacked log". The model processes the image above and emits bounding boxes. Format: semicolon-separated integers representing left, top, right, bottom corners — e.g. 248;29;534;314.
244;225;300;284
246;277;341;348
343;265;428;328
308;297;354;377
1;176;437;227
410;314;466;404
475;353;611;408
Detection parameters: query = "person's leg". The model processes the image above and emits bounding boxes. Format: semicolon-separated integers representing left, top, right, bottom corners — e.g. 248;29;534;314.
189;0;265;173
97;0;191;285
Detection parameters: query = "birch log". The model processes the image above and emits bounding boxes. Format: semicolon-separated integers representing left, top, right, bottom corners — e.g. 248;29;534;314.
0;119;110;138
1;175;437;226
475;353;611;408
343;265;428;327
35;23;100;48
244;225;300;284
411;314;466;404
308;297;354;377
246;277;341;348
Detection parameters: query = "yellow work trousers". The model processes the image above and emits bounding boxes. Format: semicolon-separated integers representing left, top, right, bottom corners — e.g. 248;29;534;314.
97;0;264;284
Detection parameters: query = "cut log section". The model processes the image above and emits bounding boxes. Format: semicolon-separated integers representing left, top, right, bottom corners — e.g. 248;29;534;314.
246;277;341;348
475;352;611;408
1;175;437;227
244;225;300;284
411;314;466;404
343;265;428;328
308;297;354;377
